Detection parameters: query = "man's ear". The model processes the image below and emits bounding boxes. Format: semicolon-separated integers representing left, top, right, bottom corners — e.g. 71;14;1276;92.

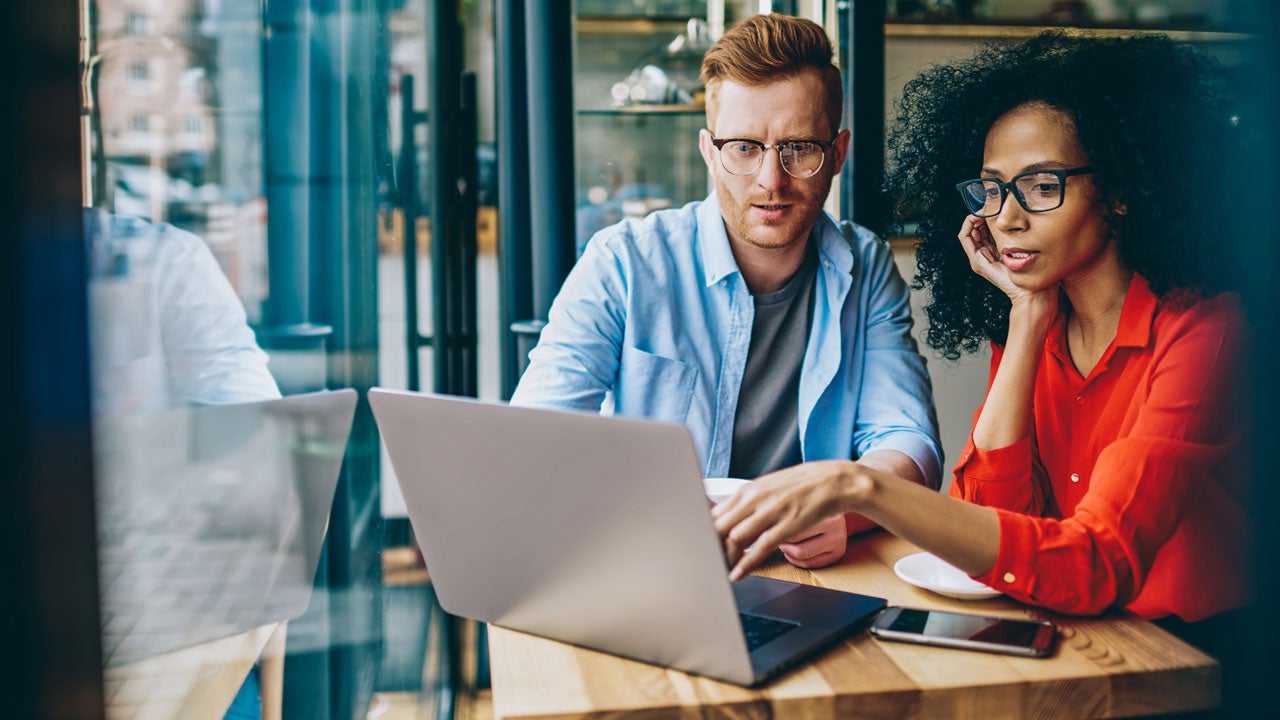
830;128;852;173
698;128;718;174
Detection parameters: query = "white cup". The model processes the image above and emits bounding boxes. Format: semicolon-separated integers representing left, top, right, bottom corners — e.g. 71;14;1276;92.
703;477;750;504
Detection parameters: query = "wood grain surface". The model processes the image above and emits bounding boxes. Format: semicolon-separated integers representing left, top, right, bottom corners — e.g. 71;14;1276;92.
489;533;1218;720
104;622;279;720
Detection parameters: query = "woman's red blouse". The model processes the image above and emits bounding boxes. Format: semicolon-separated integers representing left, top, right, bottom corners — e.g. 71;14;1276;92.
951;275;1252;621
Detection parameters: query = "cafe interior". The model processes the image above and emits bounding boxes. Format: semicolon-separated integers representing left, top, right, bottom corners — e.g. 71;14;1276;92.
4;1;1280;718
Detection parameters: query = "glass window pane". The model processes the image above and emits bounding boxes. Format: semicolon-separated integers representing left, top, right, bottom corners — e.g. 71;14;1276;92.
82;0;472;717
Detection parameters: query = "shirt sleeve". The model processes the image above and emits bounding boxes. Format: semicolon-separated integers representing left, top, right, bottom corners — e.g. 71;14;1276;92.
949;344;1045;515
970;300;1246;615
850;231;943;489
509;231;629;411
156;224;281;405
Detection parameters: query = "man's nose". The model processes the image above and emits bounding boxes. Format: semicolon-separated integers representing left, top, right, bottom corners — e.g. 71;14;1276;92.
755;147;789;192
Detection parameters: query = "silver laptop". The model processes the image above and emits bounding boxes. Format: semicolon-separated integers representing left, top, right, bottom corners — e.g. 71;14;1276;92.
369;387;885;686
95;389;357;665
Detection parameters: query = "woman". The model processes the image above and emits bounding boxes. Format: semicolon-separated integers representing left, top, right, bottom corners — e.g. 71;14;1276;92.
712;32;1252;628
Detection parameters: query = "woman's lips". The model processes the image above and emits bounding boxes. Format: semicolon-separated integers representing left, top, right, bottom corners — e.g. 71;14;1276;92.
1001;249;1039;272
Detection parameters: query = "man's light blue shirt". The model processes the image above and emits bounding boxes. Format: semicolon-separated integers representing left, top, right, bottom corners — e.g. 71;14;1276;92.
511;194;942;486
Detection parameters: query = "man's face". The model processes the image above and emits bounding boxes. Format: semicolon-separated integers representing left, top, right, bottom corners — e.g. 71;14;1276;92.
699;70;850;255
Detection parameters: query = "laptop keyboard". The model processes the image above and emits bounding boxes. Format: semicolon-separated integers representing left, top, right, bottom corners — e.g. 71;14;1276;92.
739;613;799;651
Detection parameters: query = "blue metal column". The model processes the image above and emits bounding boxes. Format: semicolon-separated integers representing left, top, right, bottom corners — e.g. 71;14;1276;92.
496;0;532;398
428;1;479;398
264;1;384;718
521;0;577;343
264;0;312;331
839;0;885;232
261;0;334;394
307;2;386;719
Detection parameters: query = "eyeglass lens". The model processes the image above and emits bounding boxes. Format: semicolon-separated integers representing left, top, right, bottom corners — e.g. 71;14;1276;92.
719;140;825;178
960;172;1066;217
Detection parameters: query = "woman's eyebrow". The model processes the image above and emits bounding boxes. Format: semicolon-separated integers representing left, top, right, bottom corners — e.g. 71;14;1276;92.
1022;160;1076;172
980;160;1074;177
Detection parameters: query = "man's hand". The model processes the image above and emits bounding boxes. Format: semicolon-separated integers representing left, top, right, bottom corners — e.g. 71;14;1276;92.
778;514;847;569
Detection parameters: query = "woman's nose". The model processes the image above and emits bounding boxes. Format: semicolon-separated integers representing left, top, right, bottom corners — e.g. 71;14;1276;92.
992;189;1028;232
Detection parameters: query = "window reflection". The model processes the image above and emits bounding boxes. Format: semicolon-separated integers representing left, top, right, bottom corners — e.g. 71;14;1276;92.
82;1;378;717
81;0;462;716
85;208;279;416
86;0;268;325
96;390;356;666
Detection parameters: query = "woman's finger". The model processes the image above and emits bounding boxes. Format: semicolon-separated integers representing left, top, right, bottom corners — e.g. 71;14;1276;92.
723;509;772;566
729;525;787;581
712;494;751;535
973;220;1000;264
962;217;999;263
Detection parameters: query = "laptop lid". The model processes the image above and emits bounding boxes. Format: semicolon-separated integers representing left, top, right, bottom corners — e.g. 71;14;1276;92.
96;389;357;666
370;388;886;686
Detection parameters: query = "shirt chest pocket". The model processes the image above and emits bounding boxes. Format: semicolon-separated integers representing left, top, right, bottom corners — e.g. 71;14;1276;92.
616;346;698;423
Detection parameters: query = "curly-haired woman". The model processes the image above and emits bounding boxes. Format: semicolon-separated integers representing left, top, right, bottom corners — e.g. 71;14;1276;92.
713;32;1252;635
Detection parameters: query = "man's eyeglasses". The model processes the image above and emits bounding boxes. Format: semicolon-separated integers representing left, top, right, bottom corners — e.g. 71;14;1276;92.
710;137;834;179
955;166;1095;217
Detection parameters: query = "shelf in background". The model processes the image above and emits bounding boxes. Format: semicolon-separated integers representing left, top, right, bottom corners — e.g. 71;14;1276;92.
885;20;1250;42
576;16;693;36
578;105;704;116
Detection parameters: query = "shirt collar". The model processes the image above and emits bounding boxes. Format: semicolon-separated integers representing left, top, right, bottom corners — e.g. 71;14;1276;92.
1045;273;1158;364
1112;274;1158;349
698;193;739;287
697;192;852;287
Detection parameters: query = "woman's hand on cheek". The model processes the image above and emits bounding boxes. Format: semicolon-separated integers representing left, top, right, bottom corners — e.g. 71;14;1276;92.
957;215;1060;315
958;215;1015;292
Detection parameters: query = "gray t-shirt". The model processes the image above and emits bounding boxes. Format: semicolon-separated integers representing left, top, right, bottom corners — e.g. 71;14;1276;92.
728;243;818;479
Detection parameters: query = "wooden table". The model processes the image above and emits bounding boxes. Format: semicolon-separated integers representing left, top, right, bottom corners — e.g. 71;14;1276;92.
489;533;1219;719
104;622;285;720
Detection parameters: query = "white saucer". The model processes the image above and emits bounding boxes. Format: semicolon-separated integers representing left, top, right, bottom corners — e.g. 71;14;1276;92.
703;477;750;504
893;551;1002;600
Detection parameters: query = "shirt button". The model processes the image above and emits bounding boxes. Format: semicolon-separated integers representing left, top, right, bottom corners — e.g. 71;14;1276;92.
1003;572;1017;584
1070;473;1080;483
1075;395;1085;405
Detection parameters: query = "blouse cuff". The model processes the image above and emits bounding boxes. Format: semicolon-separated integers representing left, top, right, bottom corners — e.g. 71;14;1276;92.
974;508;1041;598
954;433;1034;483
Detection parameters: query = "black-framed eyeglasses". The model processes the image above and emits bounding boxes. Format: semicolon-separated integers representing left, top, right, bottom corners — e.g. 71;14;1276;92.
955;166;1095;217
710;137;835;179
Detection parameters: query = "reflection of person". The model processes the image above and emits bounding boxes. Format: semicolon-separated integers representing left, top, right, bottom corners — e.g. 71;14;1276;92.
513;14;941;571
86;207;280;415
86;207;282;719
715;33;1251;630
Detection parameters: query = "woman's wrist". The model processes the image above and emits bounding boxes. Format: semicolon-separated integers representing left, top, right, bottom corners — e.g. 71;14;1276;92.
1008;294;1057;340
838;462;878;516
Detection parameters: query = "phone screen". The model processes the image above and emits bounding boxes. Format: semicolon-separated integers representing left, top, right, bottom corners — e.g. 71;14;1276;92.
887;608;1044;646
871;607;1055;656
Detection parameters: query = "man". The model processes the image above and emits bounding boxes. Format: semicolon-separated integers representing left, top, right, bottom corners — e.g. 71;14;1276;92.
512;14;940;570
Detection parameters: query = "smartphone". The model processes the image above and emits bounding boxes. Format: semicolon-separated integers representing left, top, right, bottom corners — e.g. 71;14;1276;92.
869;606;1056;658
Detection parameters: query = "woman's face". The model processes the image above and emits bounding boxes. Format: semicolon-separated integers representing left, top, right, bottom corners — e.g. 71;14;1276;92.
978;103;1117;292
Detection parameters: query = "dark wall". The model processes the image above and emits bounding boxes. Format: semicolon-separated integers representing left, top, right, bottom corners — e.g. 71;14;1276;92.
1233;3;1280;718
0;1;105;718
